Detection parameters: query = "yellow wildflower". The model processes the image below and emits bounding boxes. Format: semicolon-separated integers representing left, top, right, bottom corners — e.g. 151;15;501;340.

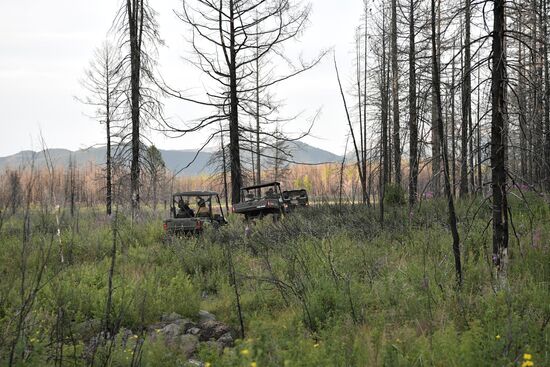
524;354;532;361
521;361;534;367
250;362;257;367
205;363;212;367
240;349;250;356
495;335;500;340
313;343;320;348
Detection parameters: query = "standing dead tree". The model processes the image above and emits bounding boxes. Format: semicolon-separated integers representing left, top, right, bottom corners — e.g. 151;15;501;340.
79;42;123;216
391;0;401;187
431;0;462;287
163;0;322;204
408;0;420;206
491;0;509;276
112;0;164;215
460;0;472;197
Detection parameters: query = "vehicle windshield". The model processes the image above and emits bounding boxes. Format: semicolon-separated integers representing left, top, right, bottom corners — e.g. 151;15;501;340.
173;194;222;218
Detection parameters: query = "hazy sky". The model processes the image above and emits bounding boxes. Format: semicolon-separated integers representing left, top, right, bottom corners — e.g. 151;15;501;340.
0;0;364;157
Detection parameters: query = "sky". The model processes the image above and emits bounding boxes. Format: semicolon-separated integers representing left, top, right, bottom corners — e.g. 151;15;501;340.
0;0;364;157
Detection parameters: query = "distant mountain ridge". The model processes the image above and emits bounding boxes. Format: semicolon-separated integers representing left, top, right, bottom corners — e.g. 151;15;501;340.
0;141;342;176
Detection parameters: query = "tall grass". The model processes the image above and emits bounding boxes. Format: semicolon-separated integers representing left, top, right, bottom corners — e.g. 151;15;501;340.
0;195;548;366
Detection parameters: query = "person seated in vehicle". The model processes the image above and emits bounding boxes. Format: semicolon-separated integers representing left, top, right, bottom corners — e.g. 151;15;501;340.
245;192;255;202
178;198;194;218
196;198;209;217
265;187;276;198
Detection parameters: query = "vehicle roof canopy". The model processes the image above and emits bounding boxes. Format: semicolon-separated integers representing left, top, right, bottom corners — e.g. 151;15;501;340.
283;189;307;193
241;182;281;191
173;191;219;197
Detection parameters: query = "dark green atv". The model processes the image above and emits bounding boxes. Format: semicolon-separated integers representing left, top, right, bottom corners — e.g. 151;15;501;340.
163;191;227;237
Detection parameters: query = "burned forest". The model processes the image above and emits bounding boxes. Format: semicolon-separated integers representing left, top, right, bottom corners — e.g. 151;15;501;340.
0;0;549;366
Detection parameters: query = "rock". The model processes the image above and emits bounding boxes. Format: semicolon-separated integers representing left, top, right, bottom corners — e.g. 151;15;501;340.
187;359;205;367
160;323;182;344
178;334;199;358
174;318;196;333
205;340;224;355
199;320;231;342
198;310;216;323
161;312;183;323
217;332;234;348
187;327;201;336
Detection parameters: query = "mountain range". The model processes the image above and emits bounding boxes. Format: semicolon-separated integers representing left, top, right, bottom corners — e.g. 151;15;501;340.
0;141;342;176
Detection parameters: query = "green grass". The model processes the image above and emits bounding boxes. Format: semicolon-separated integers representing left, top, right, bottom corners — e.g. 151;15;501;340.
0;194;549;366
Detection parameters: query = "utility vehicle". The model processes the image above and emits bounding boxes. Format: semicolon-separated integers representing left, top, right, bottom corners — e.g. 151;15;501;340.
282;189;309;210
163;191;227;236
232;182;285;220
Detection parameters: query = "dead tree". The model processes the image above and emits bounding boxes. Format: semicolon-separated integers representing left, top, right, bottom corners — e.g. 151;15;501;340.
460;0;472;197
491;0;509;274
80;42;123;216
113;0;163;215
544;0;550;191
167;0;321;204
391;0;401;186
408;0;419;206
431;0;462;286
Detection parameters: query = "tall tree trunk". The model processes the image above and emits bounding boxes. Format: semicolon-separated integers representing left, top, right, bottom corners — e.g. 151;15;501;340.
229;0;243;205
544;0;550;191
460;0;471;197
255;19;261;187
491;0;509;273
432;0;462;286
356;31;367;204
363;1;370;206
451;42;457;197
106;112;112;216
408;0;418;206
391;0;401;186
518;10;528;181
380;5;389;224
476;63;483;192
128;0;142;216
220;124;230;214
431;0;441;197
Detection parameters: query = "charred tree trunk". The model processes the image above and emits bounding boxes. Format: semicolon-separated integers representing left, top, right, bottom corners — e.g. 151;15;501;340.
229;0;243;205
391;0;401;186
491;0;509;273
476;63;483;192
460;0;471;197
451;43;457;196
106;96;113;216
432;0;462;286
408;0;418;206
380;7;390;224
431;0;441;197
128;0;143;215
544;0;550;191
363;1;370;206
220;124;230;214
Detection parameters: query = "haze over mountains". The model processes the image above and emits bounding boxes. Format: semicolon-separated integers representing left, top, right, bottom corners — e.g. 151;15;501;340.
0;141;342;176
